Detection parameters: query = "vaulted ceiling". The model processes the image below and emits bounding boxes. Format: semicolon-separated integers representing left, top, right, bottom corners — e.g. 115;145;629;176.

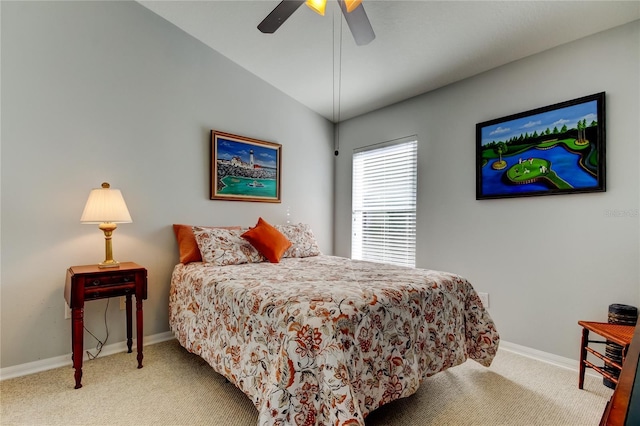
138;1;640;122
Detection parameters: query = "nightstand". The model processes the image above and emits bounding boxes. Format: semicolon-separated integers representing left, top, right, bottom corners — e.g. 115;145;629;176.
64;262;147;389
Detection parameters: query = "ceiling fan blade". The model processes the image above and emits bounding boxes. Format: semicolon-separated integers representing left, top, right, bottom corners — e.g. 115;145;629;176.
339;0;375;46
258;0;306;34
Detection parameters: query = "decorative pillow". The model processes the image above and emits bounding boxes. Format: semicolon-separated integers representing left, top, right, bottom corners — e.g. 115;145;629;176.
192;226;264;266
242;217;292;263
173;224;242;263
275;223;321;258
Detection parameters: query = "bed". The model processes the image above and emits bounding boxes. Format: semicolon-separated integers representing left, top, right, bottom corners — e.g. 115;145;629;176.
169;221;500;426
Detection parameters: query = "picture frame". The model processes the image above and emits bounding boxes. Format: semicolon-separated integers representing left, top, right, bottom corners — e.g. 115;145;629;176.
211;130;281;202
476;92;606;200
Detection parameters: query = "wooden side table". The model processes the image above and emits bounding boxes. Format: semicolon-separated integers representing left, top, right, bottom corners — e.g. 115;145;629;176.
600;318;640;425
64;262;147;389
578;320;635;390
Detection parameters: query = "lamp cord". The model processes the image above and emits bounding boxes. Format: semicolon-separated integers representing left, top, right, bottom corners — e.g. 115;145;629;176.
85;298;110;360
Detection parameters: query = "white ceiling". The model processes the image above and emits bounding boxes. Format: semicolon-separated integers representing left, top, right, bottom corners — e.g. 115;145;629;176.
138;1;640;122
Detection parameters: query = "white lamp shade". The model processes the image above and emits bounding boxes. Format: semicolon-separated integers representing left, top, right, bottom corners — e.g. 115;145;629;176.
80;184;132;224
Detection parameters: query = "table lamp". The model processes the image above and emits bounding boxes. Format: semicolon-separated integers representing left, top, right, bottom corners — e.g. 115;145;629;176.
80;182;132;268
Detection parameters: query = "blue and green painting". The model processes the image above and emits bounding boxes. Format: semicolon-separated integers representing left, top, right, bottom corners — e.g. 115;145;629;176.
215;137;279;199
479;99;602;198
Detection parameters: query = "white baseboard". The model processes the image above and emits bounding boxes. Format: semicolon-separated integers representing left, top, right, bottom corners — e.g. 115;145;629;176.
0;331;175;381
498;340;580;371
0;336;594;381
499;340;603;379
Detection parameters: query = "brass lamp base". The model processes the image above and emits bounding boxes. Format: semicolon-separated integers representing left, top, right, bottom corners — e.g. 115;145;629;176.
98;222;121;268
98;259;120;269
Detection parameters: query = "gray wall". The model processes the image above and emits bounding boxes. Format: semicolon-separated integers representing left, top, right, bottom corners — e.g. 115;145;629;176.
1;1;334;368
334;21;640;360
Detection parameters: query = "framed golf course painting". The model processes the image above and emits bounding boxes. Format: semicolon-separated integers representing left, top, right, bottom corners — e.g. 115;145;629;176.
211;130;281;202
476;92;606;200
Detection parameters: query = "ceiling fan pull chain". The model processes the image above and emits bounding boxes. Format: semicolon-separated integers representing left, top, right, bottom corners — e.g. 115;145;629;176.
333;4;343;156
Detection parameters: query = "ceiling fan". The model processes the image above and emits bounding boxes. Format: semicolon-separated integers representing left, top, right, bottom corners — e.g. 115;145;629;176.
258;0;375;46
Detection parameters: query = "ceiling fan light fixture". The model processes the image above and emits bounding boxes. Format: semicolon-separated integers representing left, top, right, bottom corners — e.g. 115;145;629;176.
306;0;327;16
344;0;362;13
258;0;374;46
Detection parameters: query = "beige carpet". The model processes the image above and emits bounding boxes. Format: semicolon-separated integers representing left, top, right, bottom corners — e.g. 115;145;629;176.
0;339;612;425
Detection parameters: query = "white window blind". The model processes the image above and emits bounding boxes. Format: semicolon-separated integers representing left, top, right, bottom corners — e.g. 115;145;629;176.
352;139;417;268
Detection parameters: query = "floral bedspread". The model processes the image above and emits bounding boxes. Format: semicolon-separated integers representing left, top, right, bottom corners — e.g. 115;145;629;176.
169;255;499;426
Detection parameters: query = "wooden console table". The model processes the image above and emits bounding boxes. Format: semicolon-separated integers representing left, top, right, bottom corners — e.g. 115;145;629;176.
64;262;147;389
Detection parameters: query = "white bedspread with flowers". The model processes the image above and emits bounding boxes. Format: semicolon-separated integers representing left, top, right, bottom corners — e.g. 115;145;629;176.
169;255;499;426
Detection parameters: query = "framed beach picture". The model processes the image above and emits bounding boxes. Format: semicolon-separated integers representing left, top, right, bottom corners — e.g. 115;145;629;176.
476;92;606;200
211;130;281;202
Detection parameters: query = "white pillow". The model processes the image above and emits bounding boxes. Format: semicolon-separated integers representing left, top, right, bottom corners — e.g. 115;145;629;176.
275;223;321;258
192;226;265;266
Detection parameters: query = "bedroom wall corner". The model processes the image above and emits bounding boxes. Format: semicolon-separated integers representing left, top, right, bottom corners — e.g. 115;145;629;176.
0;1;334;369
333;20;640;361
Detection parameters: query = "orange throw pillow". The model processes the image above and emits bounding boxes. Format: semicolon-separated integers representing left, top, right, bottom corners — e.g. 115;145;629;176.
242;217;292;263
173;224;241;263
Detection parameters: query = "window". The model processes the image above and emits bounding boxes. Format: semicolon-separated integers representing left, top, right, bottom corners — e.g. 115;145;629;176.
351;138;417;268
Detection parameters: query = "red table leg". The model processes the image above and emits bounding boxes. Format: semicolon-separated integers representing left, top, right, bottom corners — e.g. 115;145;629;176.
71;307;84;389
126;294;133;353
136;296;144;368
